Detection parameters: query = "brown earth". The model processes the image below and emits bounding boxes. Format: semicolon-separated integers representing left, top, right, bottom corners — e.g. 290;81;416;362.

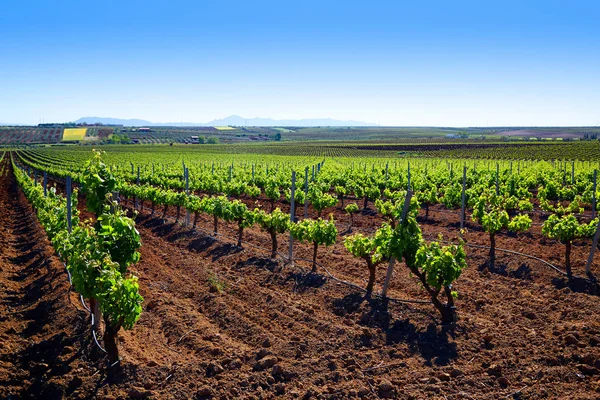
2;162;600;399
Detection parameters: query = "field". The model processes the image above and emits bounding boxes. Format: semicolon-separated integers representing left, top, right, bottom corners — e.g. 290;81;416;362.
61;128;88;142
2;142;600;399
1;125;600;145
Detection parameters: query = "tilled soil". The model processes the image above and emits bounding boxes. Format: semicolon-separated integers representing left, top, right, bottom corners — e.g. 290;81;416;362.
2;163;600;399
0;162;100;399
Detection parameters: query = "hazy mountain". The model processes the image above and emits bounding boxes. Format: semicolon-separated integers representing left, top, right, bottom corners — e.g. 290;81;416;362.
206;115;375;127
73;116;375;127
74;117;157;126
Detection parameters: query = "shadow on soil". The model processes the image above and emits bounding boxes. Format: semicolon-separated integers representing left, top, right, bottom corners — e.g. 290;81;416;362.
207;243;242;261
478;262;533;280
333;292;458;366
187;236;217;253
283;271;328;293
236;256;281;273
552;276;600;296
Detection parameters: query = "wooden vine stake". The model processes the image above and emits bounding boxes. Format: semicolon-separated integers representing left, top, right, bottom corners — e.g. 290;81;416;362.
593;170;597;219
586;218;600;278
288;171;296;265
304;167;309;218
66;176;72;233
460;165;466;230
185;167;190;226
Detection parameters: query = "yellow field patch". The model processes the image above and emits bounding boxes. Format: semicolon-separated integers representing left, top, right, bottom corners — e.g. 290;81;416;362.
62;128;88;141
214;126;236;131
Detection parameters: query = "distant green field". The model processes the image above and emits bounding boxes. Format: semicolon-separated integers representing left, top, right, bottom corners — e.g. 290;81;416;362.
25;139;600;161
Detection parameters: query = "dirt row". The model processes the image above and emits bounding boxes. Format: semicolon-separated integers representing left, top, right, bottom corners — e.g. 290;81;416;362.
0;159;100;399
2;160;600;398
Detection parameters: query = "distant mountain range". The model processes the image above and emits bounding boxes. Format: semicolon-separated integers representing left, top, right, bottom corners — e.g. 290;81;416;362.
72;115;376;127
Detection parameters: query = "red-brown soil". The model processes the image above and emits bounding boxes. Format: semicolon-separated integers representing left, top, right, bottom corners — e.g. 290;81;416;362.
2;164;600;399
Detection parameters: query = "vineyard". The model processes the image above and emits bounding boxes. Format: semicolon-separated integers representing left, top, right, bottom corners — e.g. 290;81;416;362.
2;144;600;399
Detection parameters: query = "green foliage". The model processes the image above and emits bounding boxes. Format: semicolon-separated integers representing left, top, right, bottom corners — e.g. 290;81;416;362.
344;233;374;259
415;241;467;290
285;187;306;205
345;203;359;215
307;187;337;216
202;195;233;221
208;273;226;293
472;192;532;235
96;205;141;274
542;214;597;244
81;149;117;215
13;151;143;363
265;181;280;202
290;216;338;247
97;266;143;330
255;208;290;234
228;200;253;226
244;185;261;198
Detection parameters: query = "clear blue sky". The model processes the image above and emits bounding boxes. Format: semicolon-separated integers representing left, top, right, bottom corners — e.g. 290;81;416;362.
1;0;598;126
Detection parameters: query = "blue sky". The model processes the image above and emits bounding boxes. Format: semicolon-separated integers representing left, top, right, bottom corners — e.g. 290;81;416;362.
1;0;598;126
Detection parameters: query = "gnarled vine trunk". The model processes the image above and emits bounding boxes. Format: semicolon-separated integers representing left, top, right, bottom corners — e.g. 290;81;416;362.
90;298;102;334
213;215;218;235
311;241;319;273
365;258;376;295
103;317;123;365
565;241;572;279
237;224;244;247
270;231;277;258
407;261;457;324
489;233;496;270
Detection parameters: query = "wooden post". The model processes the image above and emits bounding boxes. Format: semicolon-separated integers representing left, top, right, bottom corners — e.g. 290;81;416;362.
289;171;296;264
460;165;466;229
66;176;72;233
381;190;413;298
43;171;47;197
593;170;597;219
495;163;499;195
586;218;600;277
304;167;309;218
135;166;140;210
185;167;190;226
571;161;575;185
